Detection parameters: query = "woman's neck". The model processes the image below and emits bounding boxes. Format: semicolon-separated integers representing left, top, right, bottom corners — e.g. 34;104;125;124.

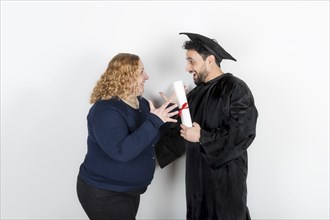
121;96;139;109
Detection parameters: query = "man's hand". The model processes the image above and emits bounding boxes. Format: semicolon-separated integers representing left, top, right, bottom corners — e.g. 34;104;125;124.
180;122;201;143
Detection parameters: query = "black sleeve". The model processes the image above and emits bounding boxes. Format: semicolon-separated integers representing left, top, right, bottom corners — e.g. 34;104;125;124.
199;82;258;169
154;115;186;168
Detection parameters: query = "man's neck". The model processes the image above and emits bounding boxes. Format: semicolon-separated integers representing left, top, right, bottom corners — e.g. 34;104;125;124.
205;67;224;83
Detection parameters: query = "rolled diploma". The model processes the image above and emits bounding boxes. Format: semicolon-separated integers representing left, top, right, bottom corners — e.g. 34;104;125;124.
173;80;193;127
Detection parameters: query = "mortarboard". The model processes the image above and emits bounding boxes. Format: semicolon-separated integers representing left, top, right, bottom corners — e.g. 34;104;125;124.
179;32;237;63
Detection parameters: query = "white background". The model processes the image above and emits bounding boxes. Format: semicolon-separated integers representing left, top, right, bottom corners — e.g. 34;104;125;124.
1;1;329;219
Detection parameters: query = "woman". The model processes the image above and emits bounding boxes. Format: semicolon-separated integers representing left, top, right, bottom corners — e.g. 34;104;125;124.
77;53;178;220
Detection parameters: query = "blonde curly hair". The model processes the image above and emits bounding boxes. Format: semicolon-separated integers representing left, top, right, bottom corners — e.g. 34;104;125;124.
90;53;140;104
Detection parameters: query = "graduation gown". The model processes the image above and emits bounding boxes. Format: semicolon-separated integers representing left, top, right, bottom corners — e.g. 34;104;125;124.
155;73;258;220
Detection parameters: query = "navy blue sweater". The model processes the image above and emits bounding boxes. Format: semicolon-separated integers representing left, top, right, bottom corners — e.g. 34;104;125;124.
78;96;163;192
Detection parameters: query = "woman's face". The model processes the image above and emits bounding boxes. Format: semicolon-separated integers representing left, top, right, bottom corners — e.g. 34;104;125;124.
135;60;149;96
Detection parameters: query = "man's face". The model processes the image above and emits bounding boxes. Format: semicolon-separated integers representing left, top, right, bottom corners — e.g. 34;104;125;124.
185;50;209;85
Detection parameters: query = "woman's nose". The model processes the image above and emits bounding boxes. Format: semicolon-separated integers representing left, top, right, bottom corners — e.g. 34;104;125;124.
144;72;149;80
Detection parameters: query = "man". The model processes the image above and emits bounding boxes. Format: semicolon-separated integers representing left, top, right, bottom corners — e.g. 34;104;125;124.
156;32;258;220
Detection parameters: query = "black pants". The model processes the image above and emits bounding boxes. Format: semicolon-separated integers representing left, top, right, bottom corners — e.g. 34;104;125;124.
77;176;143;220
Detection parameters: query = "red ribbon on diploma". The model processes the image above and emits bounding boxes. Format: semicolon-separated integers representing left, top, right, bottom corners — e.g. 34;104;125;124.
178;102;189;116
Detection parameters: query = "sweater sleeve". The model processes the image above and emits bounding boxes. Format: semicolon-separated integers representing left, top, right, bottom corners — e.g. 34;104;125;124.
91;105;163;162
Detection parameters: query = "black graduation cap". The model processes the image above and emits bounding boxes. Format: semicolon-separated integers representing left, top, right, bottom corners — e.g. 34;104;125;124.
179;32;237;63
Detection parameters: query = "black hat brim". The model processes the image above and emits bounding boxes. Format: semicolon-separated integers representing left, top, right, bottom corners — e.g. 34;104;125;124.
179;32;237;62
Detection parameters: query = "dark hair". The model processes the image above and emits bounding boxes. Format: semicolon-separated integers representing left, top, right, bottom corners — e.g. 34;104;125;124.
183;40;221;67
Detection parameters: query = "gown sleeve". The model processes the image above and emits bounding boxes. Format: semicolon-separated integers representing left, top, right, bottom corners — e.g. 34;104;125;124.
199;81;258;169
154;116;186;168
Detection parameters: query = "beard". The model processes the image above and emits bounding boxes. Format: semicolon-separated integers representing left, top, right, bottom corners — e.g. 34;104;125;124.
194;68;209;85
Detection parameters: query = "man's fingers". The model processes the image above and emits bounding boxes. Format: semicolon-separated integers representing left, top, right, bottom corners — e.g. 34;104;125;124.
184;85;188;94
192;122;199;128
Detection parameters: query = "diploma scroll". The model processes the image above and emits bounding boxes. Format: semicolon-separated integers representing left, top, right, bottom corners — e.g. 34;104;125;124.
173;80;193;127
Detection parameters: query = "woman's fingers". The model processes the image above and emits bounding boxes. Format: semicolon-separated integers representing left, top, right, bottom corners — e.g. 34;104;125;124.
159;92;169;102
166;103;178;114
168;110;179;118
160;99;173;110
148;100;155;110
159;91;177;103
149;98;179;123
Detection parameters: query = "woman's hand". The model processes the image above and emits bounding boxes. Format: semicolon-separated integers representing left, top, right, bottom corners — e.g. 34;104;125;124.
159;91;176;103
148;100;178;123
159;85;188;102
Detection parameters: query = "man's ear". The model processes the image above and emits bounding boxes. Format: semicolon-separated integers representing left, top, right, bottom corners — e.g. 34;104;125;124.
206;55;216;64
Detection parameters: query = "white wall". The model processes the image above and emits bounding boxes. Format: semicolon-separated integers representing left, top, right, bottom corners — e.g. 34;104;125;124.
1;1;329;219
